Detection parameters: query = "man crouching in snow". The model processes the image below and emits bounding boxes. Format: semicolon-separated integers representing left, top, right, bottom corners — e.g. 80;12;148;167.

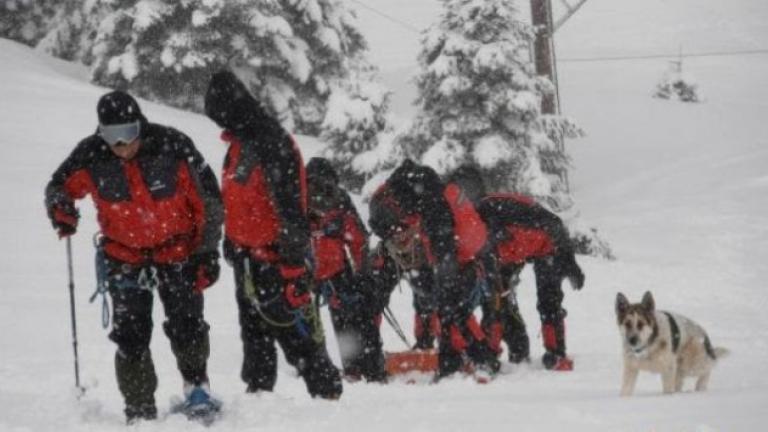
448;165;585;371
369;160;500;381
44;90;223;423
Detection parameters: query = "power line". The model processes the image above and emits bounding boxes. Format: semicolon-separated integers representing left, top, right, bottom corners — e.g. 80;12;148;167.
560;48;768;63
346;1;768;65
347;0;421;34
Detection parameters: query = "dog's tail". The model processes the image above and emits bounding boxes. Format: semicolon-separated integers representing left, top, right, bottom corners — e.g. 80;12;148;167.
704;335;729;360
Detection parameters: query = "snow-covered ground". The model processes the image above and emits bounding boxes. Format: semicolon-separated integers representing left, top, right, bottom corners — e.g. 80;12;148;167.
2;0;768;430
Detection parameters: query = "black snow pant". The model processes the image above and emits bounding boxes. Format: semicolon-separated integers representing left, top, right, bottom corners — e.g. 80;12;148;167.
106;258;210;417
409;266;439;350
234;256;342;399
433;262;499;379
481;257;568;361
319;269;386;382
481;263;530;363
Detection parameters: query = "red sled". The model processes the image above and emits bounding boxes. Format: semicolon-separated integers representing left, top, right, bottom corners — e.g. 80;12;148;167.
384;350;495;384
385;349;438;375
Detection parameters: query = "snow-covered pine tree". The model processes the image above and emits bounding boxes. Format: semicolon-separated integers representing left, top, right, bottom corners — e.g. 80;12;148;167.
4;0;386;141
84;0;249;111
320;59;392;192
36;0;103;62
281;0;368;135
0;0;58;46
402;0;581;209
59;0;380;135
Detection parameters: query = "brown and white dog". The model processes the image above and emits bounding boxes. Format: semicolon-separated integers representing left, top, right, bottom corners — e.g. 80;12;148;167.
615;291;728;396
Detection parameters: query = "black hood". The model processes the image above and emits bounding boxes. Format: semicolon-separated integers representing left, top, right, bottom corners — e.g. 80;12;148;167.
204;70;283;141
446;164;487;206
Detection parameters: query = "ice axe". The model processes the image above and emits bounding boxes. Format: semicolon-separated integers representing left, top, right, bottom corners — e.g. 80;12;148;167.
65;237;86;398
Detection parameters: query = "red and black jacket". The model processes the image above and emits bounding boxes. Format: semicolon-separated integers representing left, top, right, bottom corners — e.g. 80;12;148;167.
205;70;310;279
369;161;487;303
369;161;487;268
220;131;310;276
478;193;572;265
309;194;368;281
369;161;492;351
44;123;223;264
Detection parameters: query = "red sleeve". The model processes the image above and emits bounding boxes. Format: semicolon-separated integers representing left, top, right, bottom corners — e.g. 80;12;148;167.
63;169;94;201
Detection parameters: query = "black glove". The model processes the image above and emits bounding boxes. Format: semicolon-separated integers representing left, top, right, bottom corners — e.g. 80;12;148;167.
49;200;79;238
191;251;220;292
557;253;584;290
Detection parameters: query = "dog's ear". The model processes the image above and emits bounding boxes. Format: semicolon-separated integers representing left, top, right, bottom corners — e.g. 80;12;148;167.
641;291;655;312
616;292;629;321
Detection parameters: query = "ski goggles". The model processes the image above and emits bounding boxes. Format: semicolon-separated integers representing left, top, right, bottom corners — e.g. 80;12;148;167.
98;121;141;146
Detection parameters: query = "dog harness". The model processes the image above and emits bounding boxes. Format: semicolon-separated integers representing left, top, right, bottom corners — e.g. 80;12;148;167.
662;312;681;353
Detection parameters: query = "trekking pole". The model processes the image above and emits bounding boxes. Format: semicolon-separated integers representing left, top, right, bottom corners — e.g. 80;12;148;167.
382;306;412;349
65;237;85;397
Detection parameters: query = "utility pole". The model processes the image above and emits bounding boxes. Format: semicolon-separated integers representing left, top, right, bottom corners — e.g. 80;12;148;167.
529;0;590;115
530;0;558;115
529;0;588;198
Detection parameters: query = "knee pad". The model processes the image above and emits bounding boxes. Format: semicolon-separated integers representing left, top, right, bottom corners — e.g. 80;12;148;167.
109;322;152;361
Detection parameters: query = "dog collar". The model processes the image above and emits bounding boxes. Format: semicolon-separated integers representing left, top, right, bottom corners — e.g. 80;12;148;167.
630;322;660;357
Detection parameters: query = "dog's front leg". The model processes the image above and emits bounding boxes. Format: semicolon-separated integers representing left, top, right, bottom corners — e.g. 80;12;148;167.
620;365;639;396
695;372;710;391
661;365;677;394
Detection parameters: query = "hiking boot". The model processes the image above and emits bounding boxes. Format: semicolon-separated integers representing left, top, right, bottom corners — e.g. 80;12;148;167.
245;380;274;393
472;361;498;384
542;351;574;371
435;350;463;380
508;350;530;364
125;403;157;425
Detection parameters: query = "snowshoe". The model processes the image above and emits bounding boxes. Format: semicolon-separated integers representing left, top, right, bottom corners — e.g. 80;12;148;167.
542;352;574;371
171;384;222;426
472;367;493;384
470;354;500;384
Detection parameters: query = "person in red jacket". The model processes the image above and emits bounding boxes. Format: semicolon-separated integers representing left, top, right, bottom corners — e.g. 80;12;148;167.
204;71;341;399
447;165;585;371
44;91;223;423
369;160;499;381
305;157;386;382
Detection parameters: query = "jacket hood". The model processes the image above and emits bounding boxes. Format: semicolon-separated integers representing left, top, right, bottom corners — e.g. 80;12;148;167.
204;70;261;134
